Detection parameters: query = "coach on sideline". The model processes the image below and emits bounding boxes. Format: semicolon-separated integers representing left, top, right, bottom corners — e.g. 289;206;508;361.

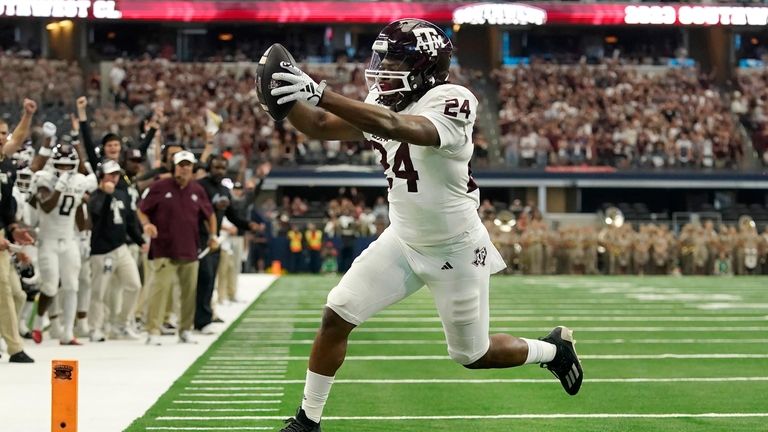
193;155;261;332
137;151;217;345
88;160;146;342
0;98;36;363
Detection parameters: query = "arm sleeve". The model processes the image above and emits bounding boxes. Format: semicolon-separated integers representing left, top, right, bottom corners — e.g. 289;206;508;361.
197;184;214;220
418;85;478;157
138;183;161;216
224;190;251;232
138;128;157;156
3;196;17;229
79;120;102;173
87;191;110;218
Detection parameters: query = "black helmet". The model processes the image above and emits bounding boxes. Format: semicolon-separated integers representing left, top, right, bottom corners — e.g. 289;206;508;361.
365;18;453;112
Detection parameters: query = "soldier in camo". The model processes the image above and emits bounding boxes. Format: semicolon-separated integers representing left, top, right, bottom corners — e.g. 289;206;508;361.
633;224;651;275
734;217;761;275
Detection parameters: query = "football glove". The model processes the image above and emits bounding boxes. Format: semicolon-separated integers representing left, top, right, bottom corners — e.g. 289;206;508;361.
270;63;327;107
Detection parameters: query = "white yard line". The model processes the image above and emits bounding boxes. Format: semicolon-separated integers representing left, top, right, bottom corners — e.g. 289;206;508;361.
241;316;768;323
177;393;284;397
188;376;768;385
166;408;279;412
145;427;271;430
201;353;768;361
232;326;768;333
183;387;285;391
237;338;768;345
155;413;768;421
172;400;281;404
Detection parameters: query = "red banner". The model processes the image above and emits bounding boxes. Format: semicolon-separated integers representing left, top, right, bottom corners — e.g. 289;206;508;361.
2;1;766;25
114;1;456;23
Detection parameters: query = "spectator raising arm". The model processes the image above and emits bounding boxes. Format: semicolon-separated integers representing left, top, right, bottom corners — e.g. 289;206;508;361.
77;96;101;173
4;99;37;157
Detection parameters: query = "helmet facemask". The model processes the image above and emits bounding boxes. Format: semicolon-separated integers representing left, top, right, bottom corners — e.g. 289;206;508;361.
16;168;33;195
365;44;415;111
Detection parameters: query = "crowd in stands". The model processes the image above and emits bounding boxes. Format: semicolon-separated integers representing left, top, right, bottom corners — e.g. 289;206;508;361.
494;60;745;170
734;70;768;167
0;52;761;171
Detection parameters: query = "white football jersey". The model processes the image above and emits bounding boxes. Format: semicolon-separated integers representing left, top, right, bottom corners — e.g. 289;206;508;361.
36;172;97;240
363;84;480;246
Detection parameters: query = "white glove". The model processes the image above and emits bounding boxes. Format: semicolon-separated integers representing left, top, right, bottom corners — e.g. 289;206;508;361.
42;122;57;138
54;172;72;193
31;170;56;194
270;63;327;106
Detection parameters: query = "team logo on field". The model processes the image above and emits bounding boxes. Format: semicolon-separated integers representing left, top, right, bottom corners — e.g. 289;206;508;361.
53;364;73;381
472;246;487;267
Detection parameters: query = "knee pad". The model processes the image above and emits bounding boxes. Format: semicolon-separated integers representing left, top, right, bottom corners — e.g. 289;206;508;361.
326;286;363;326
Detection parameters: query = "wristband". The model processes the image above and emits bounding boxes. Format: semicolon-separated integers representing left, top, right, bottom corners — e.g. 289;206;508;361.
38;147;52;157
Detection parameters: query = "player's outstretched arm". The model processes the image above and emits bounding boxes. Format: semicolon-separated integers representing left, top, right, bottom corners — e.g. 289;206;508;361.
318;89;439;148
273;64;438;147
286;101;364;142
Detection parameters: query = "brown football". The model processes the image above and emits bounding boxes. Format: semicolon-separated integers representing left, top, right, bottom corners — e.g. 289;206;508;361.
255;43;298;121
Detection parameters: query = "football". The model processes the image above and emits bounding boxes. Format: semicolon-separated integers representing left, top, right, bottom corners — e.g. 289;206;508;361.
255;43;298;121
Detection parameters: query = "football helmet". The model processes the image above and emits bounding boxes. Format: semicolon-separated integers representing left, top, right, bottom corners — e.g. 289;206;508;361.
365;18;453;112
12;139;35;170
16;167;34;194
51;143;79;174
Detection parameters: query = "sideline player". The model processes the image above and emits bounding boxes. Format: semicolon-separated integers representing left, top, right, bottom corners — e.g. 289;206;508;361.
263;19;583;432
30;143;97;345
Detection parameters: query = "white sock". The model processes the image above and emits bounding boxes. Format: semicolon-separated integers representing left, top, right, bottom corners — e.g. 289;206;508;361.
301;370;335;423
61;291;78;341
34;314;45;331
19;302;34;332
522;338;557;364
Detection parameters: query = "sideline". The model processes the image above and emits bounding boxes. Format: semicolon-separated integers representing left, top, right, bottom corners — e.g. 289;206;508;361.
0;274;277;432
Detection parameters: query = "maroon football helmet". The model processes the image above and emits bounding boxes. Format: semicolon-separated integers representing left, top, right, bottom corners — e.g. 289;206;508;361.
51;143;79;174
365;18;453;112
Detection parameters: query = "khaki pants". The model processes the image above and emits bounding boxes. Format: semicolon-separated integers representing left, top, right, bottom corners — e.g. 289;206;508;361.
146;258;198;335
135;251;153;321
216;250;236;302
0;238;24;355
89;245;142;331
9;261;25;316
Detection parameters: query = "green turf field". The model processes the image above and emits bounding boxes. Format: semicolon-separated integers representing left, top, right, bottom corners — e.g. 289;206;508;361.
126;275;768;432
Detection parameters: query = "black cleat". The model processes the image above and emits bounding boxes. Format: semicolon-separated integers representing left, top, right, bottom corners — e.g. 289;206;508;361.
280;408;321;432
9;350;34;363
540;326;583;395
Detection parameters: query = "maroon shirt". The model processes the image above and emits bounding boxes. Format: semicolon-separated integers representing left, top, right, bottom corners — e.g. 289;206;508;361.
139;178;214;261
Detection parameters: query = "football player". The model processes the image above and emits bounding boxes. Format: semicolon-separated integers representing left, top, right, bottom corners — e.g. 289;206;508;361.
265;19;583;432
30;143;97;345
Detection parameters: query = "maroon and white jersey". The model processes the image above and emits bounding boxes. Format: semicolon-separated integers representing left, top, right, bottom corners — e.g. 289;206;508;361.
363;84;480;246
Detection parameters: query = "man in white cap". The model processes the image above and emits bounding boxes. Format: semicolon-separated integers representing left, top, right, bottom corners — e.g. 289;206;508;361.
88;160;147;341
137;151;217;345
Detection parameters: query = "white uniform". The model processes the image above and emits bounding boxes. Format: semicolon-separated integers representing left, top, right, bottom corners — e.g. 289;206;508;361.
326;84;505;365
35;171;96;297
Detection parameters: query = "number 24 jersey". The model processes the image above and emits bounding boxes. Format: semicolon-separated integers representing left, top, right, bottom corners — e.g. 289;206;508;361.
363;84;481;246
